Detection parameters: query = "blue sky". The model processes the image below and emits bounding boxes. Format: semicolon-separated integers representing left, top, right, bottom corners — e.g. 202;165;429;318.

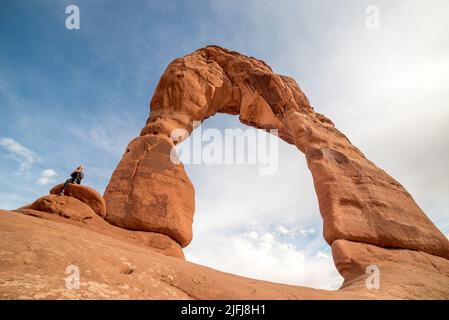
1;0;449;289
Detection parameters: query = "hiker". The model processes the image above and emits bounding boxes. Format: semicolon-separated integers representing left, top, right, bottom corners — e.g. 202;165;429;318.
59;166;84;195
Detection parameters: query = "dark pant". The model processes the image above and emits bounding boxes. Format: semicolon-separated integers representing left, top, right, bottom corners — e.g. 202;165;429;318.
60;178;81;195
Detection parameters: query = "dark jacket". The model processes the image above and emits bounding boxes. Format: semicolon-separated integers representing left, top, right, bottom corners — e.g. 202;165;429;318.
70;171;84;183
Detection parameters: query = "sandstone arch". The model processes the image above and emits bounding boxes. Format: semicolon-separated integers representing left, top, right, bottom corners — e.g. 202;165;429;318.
104;44;449;273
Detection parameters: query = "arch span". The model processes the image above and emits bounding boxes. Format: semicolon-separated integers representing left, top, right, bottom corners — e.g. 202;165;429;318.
104;46;449;266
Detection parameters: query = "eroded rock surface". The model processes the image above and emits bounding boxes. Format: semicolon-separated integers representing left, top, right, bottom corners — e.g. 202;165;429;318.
15;184;184;259
1;46;449;299
28;195;95;223
104;135;194;247
50;183;107;218
105;45;449;261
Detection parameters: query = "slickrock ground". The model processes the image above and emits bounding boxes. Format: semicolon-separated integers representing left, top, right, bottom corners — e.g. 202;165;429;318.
1;211;349;299
1;210;449;299
1;46;449;299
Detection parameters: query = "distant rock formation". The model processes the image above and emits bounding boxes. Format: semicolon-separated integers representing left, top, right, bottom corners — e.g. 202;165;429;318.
1;46;448;299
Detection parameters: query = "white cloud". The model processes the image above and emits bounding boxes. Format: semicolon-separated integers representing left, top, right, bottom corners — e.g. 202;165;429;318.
185;117;321;235
315;250;329;259
276;225;290;235
246;231;258;240
185;227;343;290
36;169;58;186
0;137;39;172
299;227;315;237
275;225;316;238
69;111;142;157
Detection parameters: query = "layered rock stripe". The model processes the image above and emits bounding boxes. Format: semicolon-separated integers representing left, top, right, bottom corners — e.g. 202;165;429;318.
104;45;449;263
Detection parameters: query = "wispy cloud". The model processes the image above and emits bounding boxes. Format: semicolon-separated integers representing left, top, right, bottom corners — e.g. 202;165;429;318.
276;225;290;235
0;137;40;173
36;169;58;186
299;227;315;237
315;250;329;259
276;225;316;237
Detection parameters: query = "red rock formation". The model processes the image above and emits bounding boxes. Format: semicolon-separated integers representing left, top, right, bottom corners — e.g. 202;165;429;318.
1;45;448;299
50;183;107;218
105;45;449;263
16;196;184;259
16;184;185;259
332;239;449;297
28;195;95;222
104;135;194;247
